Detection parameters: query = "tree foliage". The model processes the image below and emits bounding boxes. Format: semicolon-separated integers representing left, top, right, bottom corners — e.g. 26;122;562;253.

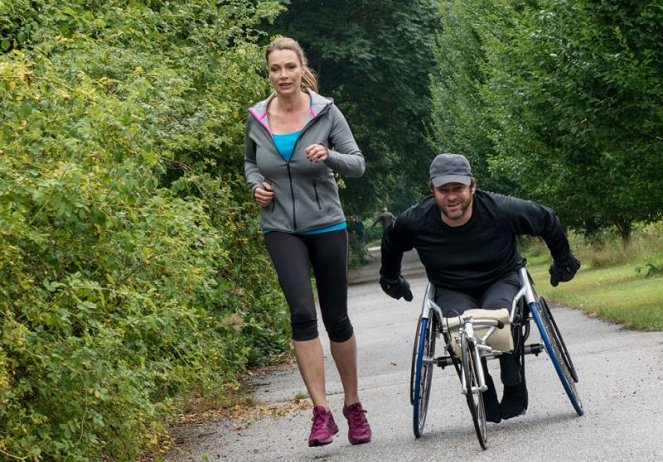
268;0;440;214
431;0;663;240
430;0;505;192
0;1;289;459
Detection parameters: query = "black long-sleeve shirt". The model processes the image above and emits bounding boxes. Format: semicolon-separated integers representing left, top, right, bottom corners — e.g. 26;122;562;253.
380;190;572;293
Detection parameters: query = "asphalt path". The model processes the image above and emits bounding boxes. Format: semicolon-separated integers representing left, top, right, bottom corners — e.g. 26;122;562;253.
167;252;663;462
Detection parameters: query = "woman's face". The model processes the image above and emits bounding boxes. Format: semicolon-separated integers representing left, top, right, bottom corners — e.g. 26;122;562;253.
267;49;303;96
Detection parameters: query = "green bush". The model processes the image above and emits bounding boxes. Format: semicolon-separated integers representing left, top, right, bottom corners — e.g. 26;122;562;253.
0;1;290;460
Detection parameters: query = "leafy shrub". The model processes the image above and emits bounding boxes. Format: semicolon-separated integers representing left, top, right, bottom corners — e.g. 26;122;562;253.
1;1;290;460
635;262;663;278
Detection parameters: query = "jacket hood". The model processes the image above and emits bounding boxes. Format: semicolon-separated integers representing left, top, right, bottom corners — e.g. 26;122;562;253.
248;89;333;125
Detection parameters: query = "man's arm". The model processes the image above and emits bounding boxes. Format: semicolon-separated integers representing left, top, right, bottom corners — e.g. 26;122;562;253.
379;219;414;301
503;195;580;284
380;217;414;281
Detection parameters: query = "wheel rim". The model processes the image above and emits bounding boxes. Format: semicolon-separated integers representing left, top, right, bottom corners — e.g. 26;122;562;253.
531;301;584;416
412;315;436;437
410;317;423;405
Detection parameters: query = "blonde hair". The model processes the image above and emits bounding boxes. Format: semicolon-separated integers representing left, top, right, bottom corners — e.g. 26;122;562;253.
266;37;319;92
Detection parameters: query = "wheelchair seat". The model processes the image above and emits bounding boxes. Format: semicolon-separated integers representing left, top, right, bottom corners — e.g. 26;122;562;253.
443;308;514;355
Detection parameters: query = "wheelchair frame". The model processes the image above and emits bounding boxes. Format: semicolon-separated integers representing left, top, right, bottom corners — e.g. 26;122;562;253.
410;265;583;449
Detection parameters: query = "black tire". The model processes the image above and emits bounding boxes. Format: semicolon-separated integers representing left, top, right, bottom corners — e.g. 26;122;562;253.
531;299;584;416
411;313;436;438
539;297;579;382
461;335;487;449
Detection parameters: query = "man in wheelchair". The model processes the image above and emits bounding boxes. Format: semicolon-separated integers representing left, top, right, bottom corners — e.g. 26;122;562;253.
379;153;580;423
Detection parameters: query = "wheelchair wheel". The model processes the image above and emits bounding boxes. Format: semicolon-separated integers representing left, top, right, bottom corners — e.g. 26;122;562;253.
530;298;584;416
409;315;423;406
411;313;436;438
460;335;487;449
539;297;579;382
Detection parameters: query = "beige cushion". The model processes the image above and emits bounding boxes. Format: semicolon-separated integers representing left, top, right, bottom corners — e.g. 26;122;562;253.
443;308;513;355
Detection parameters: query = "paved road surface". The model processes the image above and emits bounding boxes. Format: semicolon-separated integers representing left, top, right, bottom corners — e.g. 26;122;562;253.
167;254;663;462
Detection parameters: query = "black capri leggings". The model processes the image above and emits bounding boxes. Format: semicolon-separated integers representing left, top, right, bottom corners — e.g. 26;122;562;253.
264;229;353;342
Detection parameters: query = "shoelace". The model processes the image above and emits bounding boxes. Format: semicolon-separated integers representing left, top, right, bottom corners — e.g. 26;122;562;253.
346;406;367;426
311;410;328;430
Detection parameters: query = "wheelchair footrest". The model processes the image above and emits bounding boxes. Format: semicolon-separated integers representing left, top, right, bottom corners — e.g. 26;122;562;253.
524;343;544;356
435;356;456;368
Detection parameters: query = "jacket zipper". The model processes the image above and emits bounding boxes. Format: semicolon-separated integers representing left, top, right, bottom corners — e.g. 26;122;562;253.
286;163;297;229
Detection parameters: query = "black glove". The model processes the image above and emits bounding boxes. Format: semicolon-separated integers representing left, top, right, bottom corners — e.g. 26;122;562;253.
549;256;581;287
380;275;413;301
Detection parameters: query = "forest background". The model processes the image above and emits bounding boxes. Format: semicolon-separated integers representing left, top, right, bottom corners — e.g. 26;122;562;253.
0;0;661;460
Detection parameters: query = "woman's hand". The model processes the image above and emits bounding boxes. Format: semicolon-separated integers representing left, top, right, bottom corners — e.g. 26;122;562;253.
305;143;328;163
254;181;274;207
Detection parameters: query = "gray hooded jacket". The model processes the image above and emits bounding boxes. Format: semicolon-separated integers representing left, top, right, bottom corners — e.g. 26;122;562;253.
244;90;365;233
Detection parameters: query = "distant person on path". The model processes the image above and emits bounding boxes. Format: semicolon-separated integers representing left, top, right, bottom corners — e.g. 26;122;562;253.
371;207;396;230
244;37;371;447
350;215;365;243
379;153;580;423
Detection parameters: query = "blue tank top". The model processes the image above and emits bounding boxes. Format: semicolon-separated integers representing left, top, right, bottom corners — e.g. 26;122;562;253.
272;130;301;162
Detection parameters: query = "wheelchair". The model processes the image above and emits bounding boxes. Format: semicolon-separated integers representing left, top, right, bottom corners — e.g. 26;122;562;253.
410;264;583;449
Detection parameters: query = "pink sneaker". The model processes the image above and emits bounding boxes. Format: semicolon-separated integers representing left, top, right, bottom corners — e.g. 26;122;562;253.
343;402;372;444
308;406;339;447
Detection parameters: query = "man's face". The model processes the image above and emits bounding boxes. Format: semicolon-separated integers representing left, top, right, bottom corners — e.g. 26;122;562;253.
432;182;475;225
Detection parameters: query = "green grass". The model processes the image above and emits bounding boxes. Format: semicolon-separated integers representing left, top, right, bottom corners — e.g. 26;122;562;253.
523;223;663;331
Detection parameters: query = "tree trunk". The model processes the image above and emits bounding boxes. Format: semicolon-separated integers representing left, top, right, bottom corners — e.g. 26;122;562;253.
615;221;632;246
